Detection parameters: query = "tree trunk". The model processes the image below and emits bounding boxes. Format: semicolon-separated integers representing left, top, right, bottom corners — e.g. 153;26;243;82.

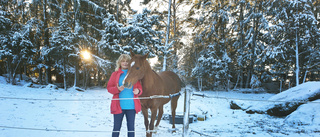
63;58;67;91
245;70;251;88
98;69;101;87
295;2;300;86
116;0;119;21
74;62;79;87
246;0;258;88
7;58;12;84
240;68;243;88
45;64;51;84
198;77;202;91
83;66;87;90
24;64;27;77
88;70;91;88
73;0;80;88
19;65;23;82
171;0;179;72
162;0;172;72
39;67;43;84
303;70;308;83
43;0;51;84
173;0;177;53
239;1;244;89
226;77;230;92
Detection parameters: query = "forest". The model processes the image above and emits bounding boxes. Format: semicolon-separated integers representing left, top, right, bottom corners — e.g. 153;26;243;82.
0;0;319;91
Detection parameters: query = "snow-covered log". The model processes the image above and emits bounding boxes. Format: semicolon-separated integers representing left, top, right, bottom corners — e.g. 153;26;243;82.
284;99;320;126
230;82;320;117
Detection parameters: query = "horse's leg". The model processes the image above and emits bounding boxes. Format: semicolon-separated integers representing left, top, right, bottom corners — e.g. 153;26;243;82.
149;107;158;137
171;96;179;129
141;107;150;137
155;105;163;128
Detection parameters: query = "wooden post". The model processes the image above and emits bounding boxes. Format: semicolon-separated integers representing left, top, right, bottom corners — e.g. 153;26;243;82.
183;88;191;137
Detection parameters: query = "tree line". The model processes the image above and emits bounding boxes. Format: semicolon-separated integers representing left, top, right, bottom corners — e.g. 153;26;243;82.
180;0;320;91
0;0;320;92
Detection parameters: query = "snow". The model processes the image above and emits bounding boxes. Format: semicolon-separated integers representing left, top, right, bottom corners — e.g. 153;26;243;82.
0;76;319;137
242;82;320;115
268;82;320;102
285;99;320;126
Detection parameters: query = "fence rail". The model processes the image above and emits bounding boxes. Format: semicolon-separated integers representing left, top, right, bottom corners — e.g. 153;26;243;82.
0;91;183;101
1;92;319;104
0;125;158;133
192;92;320;104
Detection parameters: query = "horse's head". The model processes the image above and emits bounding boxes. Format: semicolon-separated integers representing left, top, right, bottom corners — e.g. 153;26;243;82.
123;51;149;88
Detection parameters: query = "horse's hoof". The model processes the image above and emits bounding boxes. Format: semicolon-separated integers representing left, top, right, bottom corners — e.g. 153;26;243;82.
168;128;178;133
147;130;157;134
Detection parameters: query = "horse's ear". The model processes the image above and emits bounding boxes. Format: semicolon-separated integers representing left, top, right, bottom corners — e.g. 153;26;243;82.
143;53;149;60
130;50;135;57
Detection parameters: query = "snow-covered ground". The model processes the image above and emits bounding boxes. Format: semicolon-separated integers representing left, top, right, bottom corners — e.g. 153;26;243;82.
0;77;319;137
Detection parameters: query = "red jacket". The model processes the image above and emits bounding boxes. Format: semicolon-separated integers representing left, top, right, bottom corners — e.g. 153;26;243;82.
107;69;143;114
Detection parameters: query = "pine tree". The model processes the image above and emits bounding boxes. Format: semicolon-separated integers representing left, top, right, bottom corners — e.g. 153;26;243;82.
0;1;36;84
266;0;320;86
121;8;164;56
98;13;123;58
0;9;13;82
48;12;75;90
191;0;233;90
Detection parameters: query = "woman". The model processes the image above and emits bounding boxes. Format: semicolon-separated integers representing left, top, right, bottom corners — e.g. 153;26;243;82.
107;54;143;137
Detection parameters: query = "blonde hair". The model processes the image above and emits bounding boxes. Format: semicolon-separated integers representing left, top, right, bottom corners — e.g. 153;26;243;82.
115;54;131;71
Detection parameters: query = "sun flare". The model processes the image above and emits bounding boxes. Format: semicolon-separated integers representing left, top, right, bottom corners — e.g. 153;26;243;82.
81;50;91;60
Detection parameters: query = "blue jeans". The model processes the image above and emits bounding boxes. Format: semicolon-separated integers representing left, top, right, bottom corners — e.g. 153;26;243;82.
112;109;136;137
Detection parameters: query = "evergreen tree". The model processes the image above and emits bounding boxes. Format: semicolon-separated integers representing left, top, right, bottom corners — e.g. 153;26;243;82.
98;13;123;58
192;0;233;90
0;9;13;82
0;2;35;84
240;0;269;88
266;0;320;86
230;0;249;89
48;12;75;90
121;8;164;56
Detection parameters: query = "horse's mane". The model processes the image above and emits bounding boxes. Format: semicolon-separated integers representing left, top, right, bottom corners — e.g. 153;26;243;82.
140;61;164;89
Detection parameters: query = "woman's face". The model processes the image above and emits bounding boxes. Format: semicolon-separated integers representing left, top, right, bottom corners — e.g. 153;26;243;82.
120;60;129;70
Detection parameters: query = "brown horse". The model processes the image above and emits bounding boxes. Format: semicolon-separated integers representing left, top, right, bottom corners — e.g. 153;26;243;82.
123;51;182;137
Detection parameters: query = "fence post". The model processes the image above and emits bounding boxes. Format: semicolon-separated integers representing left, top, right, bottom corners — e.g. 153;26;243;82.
183;88;191;137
